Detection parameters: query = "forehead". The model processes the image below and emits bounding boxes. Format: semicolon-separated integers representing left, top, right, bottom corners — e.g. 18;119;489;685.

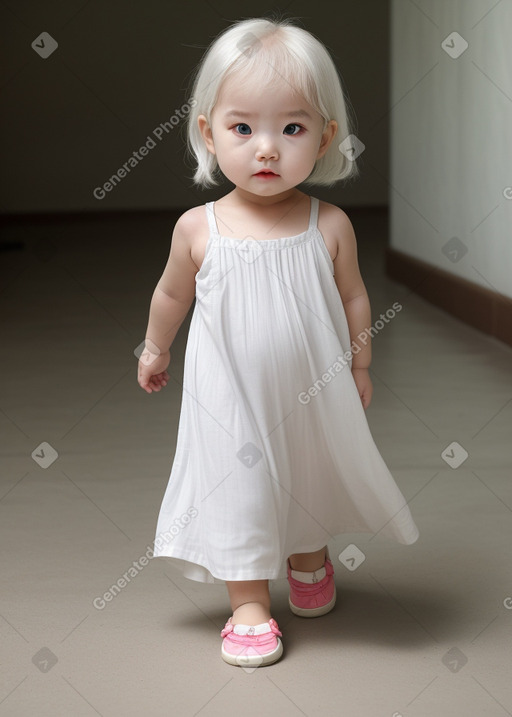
215;71;312;112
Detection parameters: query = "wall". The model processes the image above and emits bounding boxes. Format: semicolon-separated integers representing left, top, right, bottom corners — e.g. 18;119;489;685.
0;1;390;214
389;0;512;299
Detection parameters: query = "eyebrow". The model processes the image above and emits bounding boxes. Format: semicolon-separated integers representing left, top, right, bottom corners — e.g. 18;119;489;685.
223;109;312;119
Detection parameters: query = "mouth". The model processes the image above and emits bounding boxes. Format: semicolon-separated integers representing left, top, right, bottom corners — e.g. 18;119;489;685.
254;169;279;178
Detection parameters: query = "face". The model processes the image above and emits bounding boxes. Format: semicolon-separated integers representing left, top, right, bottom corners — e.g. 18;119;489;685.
198;72;337;202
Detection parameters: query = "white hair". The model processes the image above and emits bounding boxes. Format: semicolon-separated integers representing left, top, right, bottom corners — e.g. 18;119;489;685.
186;17;360;188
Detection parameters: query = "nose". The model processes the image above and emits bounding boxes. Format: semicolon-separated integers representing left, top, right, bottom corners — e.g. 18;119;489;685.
255;135;279;161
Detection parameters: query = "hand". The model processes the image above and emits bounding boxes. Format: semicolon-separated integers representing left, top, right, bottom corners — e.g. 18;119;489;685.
352;367;373;409
138;349;170;394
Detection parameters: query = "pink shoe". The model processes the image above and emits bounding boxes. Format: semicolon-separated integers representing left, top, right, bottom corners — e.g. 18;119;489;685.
287;554;336;617
220;617;283;667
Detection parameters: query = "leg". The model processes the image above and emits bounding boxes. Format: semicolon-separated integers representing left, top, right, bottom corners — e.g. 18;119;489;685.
225;579;271;625
288;545;327;572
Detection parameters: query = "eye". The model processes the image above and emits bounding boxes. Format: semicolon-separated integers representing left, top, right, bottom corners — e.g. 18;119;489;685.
234;123;251;135
283;123;303;135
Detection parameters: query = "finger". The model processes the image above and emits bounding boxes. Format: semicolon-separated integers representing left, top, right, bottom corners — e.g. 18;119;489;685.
141;376;154;392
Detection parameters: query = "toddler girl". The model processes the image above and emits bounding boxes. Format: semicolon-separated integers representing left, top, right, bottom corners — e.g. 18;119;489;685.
138;16;419;667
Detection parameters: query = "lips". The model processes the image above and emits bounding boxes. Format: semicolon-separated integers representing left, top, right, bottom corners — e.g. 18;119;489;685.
254;169;279;176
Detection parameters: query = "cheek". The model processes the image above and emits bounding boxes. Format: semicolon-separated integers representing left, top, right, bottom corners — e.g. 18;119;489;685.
214;140;247;170
305;137;323;160
222;140;250;161
291;141;318;164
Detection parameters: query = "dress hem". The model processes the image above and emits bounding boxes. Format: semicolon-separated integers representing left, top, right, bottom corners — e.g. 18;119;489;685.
151;525;420;583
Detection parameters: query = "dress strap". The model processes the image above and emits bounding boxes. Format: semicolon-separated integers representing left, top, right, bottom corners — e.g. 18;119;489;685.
205;202;219;236
308;196;319;231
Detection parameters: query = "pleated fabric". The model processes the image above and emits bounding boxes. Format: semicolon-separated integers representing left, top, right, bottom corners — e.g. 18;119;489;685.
152;196;419;583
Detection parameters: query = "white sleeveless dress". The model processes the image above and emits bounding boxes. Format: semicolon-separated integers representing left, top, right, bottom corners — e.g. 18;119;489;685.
152;196;419;583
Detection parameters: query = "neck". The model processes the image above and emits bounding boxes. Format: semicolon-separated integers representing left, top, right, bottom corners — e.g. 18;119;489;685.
229;186;303;210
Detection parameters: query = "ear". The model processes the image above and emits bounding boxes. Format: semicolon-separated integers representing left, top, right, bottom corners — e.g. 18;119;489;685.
317;120;338;159
198;114;216;155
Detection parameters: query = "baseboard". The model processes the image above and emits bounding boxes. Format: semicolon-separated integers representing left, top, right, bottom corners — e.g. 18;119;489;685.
385;246;512;348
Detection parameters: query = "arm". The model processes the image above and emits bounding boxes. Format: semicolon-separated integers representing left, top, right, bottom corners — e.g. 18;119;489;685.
146;211;198;352
330;208;373;408
138;210;198;393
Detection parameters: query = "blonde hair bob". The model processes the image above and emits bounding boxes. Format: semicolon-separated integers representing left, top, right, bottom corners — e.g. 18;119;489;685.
186;17;359;188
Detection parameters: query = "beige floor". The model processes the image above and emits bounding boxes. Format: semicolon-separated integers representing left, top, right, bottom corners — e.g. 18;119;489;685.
1;208;511;717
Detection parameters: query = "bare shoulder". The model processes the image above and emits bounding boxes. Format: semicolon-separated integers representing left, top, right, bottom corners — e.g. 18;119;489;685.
173;204;208;239
317;200;356;261
318;200;355;236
